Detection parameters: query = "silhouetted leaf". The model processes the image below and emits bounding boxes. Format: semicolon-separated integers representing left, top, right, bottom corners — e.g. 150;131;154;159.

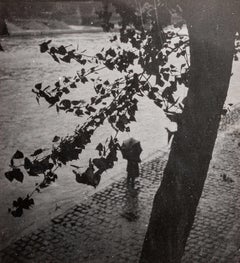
96;143;103;156
5;169;24;183
55;81;60;88
108;115;116;123
24;157;32;170
52;136;60;143
5;171;14;182
35;83;42;90
70;82;77;88
106;48;116;57
63;77;70;83
11;207;23;217
62;87;70;94
96;53;104;60
72;100;83;106
81;76;88;83
75;108;84;116
163;73;170;81
31;148;44;156
60;99;71;109
61;55;71;63
51;53;60;63
12;150;24;159
86;105;96;113
50;47;57;54
58;45;67;55
39;41;51;53
14;169;24;183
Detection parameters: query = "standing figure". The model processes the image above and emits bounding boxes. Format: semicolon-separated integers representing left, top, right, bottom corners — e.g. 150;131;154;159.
127;160;139;188
121;137;142;189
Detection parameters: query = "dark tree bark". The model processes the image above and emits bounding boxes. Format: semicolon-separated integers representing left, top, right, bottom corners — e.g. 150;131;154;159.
140;2;238;263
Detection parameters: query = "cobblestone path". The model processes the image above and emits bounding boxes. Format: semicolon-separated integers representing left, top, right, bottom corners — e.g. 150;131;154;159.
1;115;240;262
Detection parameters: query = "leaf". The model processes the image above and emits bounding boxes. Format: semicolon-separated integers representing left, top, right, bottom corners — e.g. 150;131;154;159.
23;197;34;209
148;91;156;100
110;35;117;42
70;82;77;89
71;100;83;106
60;99;71;109
163;73;170;81
13;169;24;183
86;105;96;113
24;157;32;170
96;53;104;60
104;80;110;86
11;207;23;217
55;81;60;88
108;115;116;123
12;150;24;159
31;148;44;156
52;136;60;142
62;87;70;94
58;45;67;55
81;76;88;83
151;87;159;93
35;83;42;90
61;55;71;63
5;171;14;182
50;46;57;54
75;108;84;116
129;115;136;122
80;59;87;65
154;99;163;108
63;77;70;83
5;169;24;183
39;42;50;53
96;143;103;156
70;164;83;169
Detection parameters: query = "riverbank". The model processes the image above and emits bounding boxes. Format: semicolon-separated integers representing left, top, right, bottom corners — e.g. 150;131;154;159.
4;21;103;37
7;27;103;37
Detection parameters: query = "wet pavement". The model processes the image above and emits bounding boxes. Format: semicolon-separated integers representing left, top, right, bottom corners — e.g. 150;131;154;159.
1;107;240;262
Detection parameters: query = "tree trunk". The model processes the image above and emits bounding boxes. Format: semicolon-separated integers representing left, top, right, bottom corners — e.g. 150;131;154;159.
140;2;237;263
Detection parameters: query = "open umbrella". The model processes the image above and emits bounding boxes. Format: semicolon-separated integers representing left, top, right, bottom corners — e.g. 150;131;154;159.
121;137;142;162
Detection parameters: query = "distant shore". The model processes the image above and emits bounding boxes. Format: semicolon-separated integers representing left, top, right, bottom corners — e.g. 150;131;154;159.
2;26;105;38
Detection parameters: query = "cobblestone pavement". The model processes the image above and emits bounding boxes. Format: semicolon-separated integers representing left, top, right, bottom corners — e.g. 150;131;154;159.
1;113;240;262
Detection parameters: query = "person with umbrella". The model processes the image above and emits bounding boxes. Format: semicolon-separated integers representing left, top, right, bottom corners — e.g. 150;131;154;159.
121;137;142;188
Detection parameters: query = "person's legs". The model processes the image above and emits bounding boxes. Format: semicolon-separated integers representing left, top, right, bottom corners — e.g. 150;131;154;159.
131;176;135;188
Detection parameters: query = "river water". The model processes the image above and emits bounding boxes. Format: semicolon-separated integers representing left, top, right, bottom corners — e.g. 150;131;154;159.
0;31;239;249
0;32;171;248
